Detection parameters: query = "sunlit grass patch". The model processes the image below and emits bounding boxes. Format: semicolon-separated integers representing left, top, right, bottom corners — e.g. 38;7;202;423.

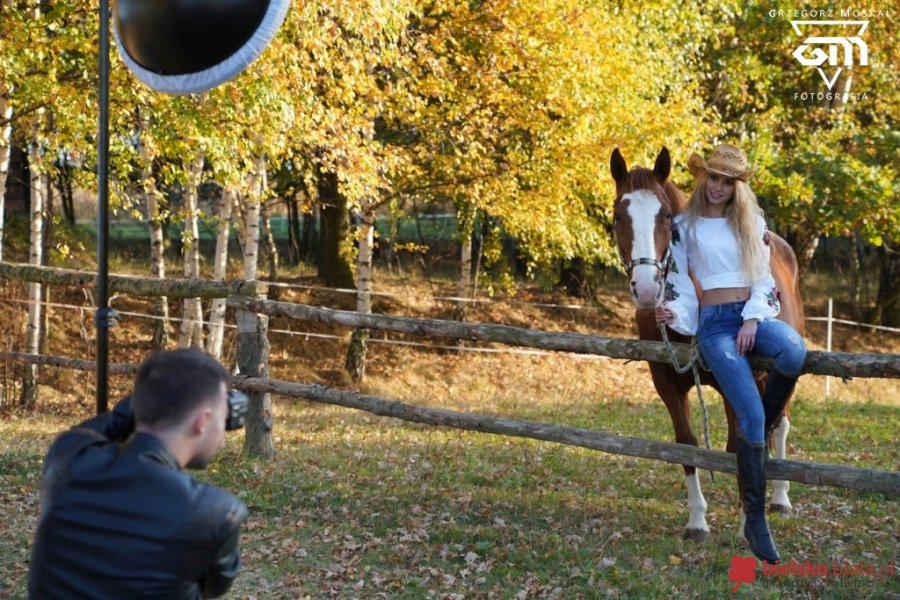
191;395;900;599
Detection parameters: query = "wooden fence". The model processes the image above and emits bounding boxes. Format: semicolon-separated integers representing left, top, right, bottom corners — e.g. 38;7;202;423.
1;262;898;496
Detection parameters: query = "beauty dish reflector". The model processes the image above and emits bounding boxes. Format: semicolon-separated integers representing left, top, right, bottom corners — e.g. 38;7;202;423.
113;0;291;95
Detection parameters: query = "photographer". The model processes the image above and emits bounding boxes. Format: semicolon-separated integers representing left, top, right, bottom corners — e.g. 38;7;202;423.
28;349;250;599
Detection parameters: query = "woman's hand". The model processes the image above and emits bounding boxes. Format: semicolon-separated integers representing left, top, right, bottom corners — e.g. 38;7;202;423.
655;303;674;325
737;319;758;354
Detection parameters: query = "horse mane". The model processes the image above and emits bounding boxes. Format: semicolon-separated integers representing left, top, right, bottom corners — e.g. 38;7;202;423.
621;167;686;215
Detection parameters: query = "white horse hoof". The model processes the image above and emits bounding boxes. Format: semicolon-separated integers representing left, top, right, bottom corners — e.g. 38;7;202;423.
769;503;793;516
683;528;709;542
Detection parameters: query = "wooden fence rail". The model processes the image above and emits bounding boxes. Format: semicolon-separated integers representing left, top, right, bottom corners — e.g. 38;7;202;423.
2;262;899;378
232;376;900;497
0;352;896;496
3;262;899;477
226;297;900;379
0;262;267;298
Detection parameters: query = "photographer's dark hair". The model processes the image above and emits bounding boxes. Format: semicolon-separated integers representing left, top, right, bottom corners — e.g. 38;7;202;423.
132;349;230;428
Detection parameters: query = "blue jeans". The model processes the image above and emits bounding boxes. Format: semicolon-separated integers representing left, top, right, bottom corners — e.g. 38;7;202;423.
697;302;807;446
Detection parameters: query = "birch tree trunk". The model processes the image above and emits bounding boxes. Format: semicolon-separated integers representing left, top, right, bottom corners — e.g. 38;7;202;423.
0;81;12;262
455;204;476;321
138;113;170;349
242;186;262;280
178;152;205;348
39;172;52;355
206;189;233;359
239;153;273;457
259;196;279;288
21;127;44;407
232;192;248;261
345;200;375;381
849;229;863;322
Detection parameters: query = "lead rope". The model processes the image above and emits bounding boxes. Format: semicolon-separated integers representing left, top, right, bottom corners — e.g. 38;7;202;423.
658;322;715;482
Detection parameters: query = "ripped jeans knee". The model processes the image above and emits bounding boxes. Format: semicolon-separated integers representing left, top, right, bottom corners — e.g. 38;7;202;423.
756;319;807;378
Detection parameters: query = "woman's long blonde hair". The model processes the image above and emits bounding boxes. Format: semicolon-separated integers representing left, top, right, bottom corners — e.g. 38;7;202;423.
683;172;766;283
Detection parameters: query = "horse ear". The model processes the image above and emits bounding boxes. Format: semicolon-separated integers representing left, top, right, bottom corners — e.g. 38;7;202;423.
610;148;628;185
653;147;671;183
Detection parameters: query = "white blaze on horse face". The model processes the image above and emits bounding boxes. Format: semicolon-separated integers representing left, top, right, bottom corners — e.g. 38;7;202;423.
623;190;665;309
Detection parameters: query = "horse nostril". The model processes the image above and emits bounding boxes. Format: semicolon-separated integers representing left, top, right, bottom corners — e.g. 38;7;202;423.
631;281;637;287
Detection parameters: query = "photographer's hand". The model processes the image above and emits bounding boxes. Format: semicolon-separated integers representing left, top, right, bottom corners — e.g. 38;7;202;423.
76;396;136;442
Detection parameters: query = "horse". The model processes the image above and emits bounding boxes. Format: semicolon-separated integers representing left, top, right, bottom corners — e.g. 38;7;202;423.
608;146;804;541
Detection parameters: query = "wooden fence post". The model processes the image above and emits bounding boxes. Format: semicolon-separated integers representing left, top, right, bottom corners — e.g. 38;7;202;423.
235;283;274;458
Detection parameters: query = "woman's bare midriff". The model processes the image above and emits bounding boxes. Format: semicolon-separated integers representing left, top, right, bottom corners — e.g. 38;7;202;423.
700;287;751;307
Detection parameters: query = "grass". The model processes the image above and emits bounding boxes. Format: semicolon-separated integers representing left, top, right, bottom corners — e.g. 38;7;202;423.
1;271;898;599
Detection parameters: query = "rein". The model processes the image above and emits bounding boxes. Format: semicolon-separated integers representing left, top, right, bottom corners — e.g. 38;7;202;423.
657;321;715;482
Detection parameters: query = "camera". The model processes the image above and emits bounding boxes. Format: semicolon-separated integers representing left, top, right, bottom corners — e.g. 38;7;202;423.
225;390;249;431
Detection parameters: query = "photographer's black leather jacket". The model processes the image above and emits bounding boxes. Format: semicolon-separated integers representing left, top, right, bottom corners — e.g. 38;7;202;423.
28;399;248;599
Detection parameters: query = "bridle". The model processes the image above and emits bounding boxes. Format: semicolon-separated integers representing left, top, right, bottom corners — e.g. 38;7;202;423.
621;247;671;277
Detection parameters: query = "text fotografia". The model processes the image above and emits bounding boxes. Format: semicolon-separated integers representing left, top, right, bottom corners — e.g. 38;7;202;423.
763;559;895;579
769;9;891;18
794;91;869;101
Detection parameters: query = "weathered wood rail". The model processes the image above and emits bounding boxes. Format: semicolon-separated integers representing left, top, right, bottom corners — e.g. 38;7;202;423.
1;351;897;496
0;262;267;298
226;297;900;379
3;262;898;378
232;376;898;496
2;262;899;484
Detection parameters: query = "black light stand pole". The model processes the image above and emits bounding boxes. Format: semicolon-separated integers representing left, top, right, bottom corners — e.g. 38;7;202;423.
95;0;110;414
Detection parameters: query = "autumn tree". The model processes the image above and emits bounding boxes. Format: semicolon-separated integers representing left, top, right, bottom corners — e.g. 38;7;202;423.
695;2;898;322
380;0;719;302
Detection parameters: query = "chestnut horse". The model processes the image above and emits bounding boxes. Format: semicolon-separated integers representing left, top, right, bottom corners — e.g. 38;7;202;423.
609;147;804;541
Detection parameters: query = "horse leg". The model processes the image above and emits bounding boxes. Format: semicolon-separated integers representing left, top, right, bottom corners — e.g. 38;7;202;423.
756;325;804;517
652;365;709;541
769;412;792;515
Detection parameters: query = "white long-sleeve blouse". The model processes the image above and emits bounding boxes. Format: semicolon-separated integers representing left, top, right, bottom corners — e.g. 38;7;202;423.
665;213;781;336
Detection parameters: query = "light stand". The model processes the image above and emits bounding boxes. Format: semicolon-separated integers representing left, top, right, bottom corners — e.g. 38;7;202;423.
95;0;110;414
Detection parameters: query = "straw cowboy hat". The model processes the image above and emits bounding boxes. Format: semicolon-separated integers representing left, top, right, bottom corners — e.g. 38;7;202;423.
687;143;754;182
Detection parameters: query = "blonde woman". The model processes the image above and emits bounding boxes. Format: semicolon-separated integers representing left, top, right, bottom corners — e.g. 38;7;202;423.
655;144;806;565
